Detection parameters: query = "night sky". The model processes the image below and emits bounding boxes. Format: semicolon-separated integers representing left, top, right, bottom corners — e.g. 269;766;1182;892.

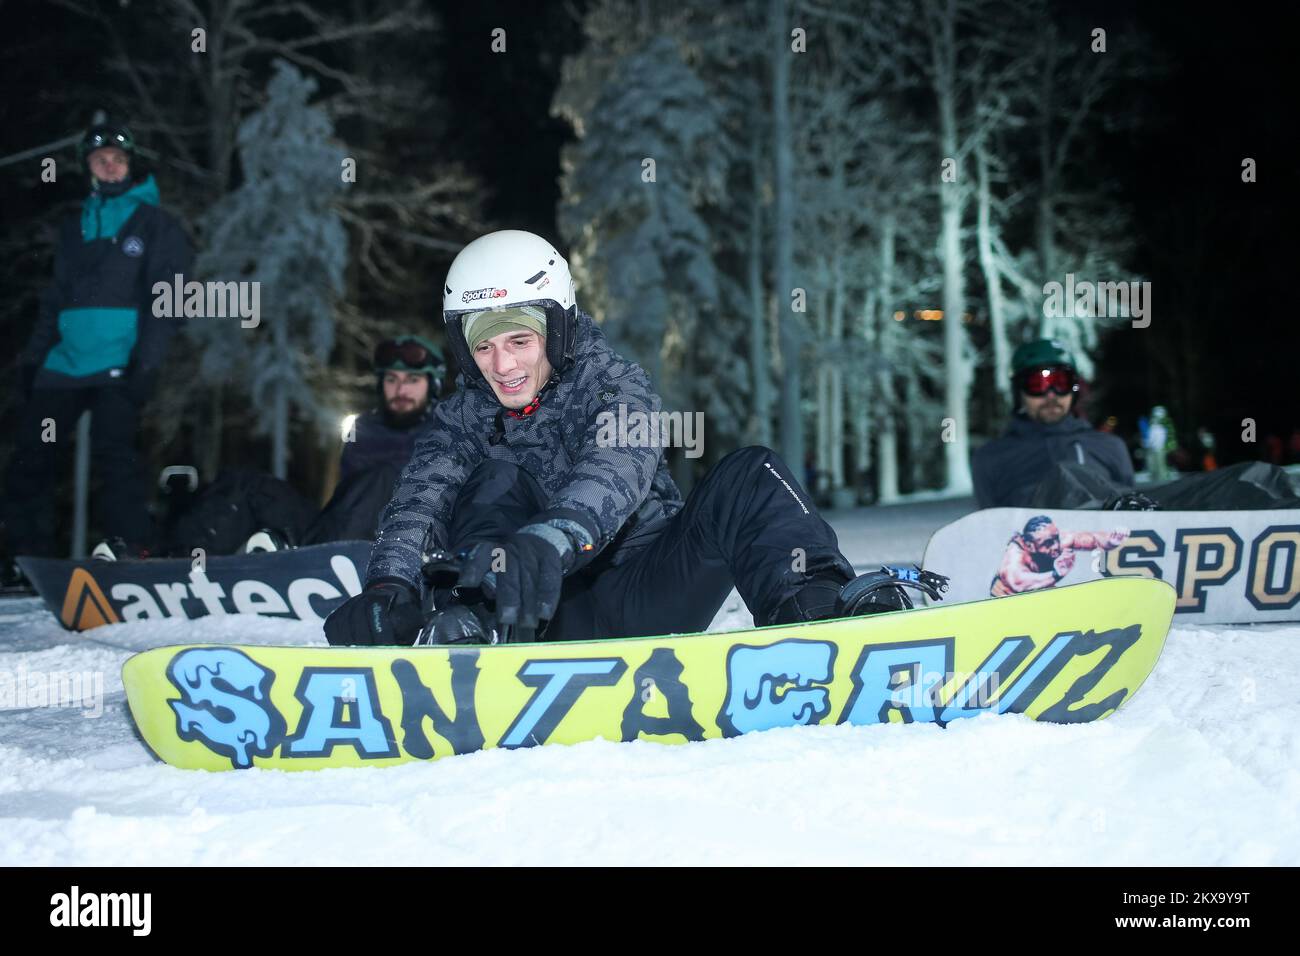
1098;0;1298;459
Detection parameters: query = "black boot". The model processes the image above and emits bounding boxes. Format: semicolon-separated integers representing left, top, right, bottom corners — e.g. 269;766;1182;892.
1102;491;1161;511
416;546;544;645
243;528;293;553
91;536;153;561
834;565;949;616
769;574;846;624
772;565;949;624
414;603;498;645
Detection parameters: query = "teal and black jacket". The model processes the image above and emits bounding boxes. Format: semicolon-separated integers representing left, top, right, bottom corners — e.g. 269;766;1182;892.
23;175;194;388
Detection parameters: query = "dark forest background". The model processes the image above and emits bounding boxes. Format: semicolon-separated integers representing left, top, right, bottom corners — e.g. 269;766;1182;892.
1;0;1295;539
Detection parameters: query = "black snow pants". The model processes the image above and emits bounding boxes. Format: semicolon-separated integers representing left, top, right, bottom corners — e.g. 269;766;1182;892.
162;463;402;557
301;462;403;545
443;446;856;641
162;468;319;557
2;385;150;556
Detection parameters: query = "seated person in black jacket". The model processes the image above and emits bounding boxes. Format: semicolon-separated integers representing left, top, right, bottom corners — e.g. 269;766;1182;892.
971;339;1134;509
159;336;445;555
299;335;444;544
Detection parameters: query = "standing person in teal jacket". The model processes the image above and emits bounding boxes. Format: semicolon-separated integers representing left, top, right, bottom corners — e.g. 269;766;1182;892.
1;122;193;573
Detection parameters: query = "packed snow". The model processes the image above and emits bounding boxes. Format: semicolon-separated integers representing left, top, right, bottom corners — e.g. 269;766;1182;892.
2;498;1297;866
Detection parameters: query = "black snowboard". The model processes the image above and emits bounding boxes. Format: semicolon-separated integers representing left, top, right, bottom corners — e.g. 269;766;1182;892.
16;542;369;631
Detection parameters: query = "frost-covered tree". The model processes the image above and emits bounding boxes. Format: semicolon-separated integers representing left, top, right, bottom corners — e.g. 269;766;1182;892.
691;2;775;448
557;35;726;418
861;141;946;502
795;77;876;498
193;61;347;479
835;0;1020;493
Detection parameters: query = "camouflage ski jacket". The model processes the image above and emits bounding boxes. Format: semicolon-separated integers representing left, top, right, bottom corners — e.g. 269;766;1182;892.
366;311;683;590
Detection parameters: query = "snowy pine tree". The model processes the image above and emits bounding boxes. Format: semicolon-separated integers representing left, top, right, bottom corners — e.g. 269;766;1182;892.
557;35;727;427
192;61;348;479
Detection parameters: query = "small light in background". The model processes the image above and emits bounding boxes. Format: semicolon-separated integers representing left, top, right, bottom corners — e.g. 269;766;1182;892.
340;414;358;442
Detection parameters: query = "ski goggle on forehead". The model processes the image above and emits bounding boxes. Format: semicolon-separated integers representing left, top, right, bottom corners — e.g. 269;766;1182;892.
1018;365;1079;397
374;339;438;371
84;132;132;153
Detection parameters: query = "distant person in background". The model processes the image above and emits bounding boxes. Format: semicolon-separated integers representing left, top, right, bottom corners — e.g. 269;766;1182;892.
0;121;193;581
1145;405;1174;481
297;335;444;545
1196;427;1218;471
971;339;1134;509
160;335;445;556
972;340;1299;512
1265;433;1284;465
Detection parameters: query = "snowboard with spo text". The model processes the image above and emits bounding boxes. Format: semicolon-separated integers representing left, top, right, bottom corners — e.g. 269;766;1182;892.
922;507;1299;624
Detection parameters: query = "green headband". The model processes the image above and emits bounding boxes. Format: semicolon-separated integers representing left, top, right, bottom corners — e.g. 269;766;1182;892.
462;305;547;352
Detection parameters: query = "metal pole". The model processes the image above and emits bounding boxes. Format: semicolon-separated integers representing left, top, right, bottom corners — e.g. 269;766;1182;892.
71;410;91;558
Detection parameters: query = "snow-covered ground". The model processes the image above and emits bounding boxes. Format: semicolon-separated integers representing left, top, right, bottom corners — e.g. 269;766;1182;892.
2;498;1297;866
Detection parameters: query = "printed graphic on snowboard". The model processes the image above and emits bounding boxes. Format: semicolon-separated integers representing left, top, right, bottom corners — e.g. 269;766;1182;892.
123;577;1175;771
925;507;1300;623
990;514;1129;596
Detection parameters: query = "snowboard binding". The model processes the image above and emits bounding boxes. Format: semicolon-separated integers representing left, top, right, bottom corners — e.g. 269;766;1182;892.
835;565;950;616
1103;491;1161;511
415;548;538;645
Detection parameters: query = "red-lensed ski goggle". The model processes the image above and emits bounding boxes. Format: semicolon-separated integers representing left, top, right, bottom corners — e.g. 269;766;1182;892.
1018;365;1079;397
374;339;437;372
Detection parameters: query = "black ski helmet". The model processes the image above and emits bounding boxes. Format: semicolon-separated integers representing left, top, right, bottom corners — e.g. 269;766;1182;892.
78;123;135;164
78;122;138;194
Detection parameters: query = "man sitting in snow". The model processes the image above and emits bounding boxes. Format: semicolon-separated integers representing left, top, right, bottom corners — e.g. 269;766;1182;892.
325;230;945;646
971;339;1134;509
295;335;446;546
162;335;447;555
972;339;1300;512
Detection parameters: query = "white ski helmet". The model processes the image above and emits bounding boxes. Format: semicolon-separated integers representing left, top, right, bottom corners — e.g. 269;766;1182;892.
442;230;578;382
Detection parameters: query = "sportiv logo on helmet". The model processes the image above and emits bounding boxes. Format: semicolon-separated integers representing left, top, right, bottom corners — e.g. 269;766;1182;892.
462;287;509;303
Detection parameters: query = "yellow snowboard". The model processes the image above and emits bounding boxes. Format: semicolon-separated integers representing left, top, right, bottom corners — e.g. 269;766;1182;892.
123;577;1175;771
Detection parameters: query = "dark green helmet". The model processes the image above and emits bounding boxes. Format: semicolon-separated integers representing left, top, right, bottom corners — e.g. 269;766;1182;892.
373;334;445;397
1011;338;1076;376
373;334;444;375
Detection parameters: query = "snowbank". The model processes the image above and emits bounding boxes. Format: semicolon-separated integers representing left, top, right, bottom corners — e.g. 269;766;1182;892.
2;502;1296;865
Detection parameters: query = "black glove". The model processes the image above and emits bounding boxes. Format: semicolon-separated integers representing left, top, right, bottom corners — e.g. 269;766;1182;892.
324;579;423;646
125;363;158;406
457;529;567;630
